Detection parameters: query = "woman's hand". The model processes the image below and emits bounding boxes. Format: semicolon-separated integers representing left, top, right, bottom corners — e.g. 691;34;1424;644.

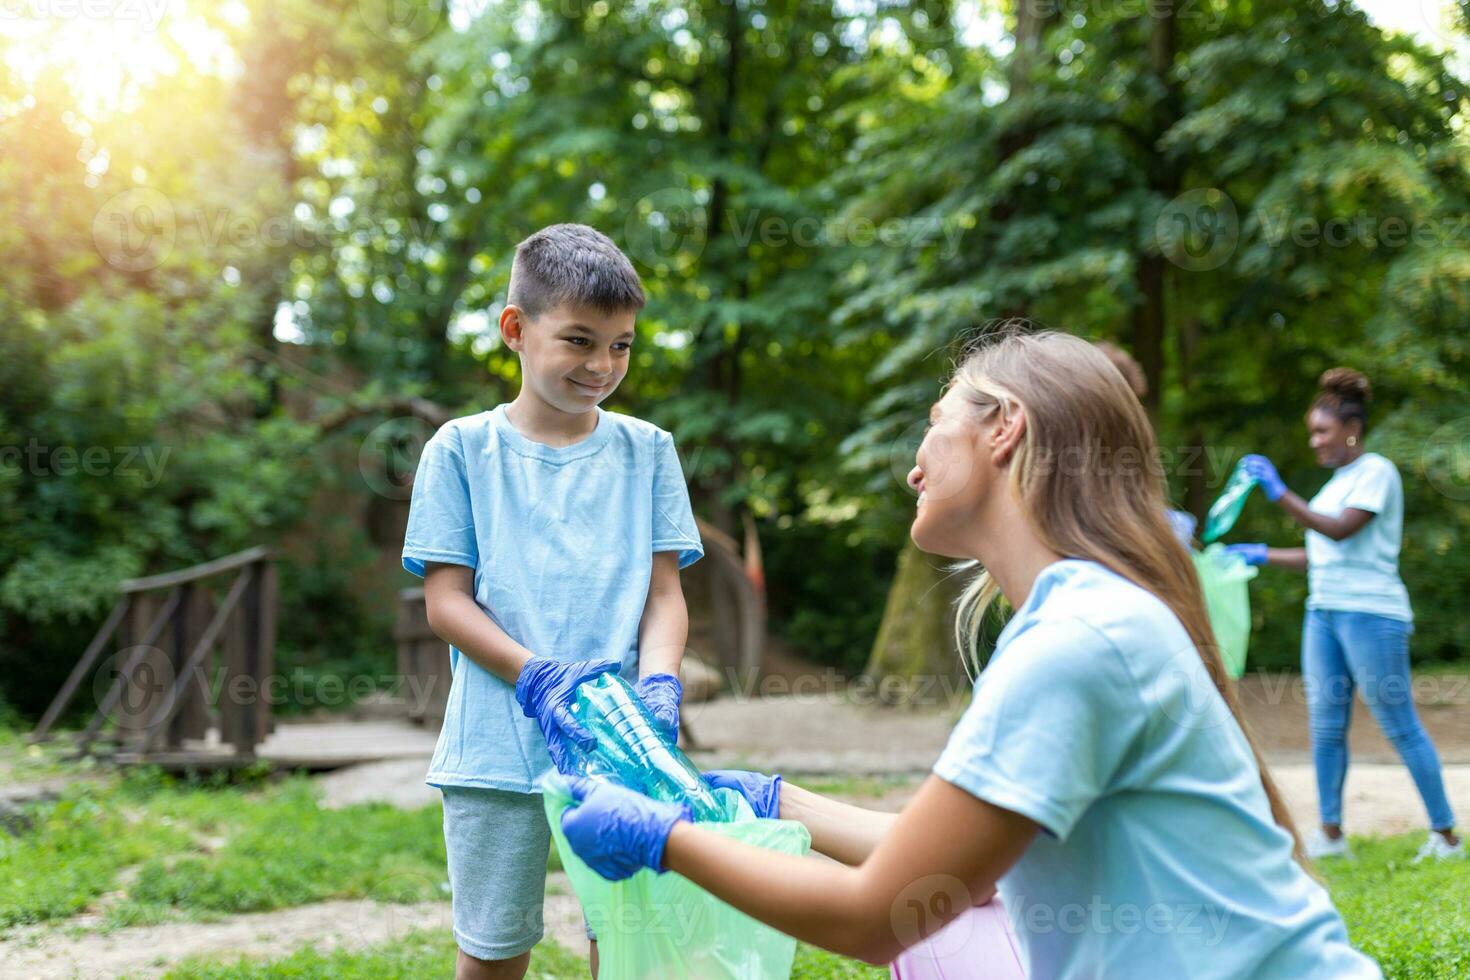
704;769;783;819
560;777;692;880
634;673;683;741
1242;454;1287;501
514;656;620;774
1224;543;1269;567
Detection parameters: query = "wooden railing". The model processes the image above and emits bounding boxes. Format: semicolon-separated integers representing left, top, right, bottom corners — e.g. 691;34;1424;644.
31;547;278;764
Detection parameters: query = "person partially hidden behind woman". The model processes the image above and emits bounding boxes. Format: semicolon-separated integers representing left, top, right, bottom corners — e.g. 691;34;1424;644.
1227;368;1461;864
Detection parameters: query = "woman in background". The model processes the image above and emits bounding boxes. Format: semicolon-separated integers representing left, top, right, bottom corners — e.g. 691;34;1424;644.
1228;368;1460;862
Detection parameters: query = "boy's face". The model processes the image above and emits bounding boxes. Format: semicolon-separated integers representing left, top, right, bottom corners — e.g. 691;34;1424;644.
500;302;637;414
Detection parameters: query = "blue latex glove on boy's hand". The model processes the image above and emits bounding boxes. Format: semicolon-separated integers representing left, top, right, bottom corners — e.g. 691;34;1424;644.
514;656;620;774
703;769;782;819
633;673;683;741
1224;543;1269;567
1242;454;1287;501
560;777;692;881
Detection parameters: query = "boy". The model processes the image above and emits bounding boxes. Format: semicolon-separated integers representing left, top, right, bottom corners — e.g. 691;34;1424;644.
402;224;703;980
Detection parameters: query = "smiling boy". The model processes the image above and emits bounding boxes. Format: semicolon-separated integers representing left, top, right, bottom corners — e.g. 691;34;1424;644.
401;224;704;979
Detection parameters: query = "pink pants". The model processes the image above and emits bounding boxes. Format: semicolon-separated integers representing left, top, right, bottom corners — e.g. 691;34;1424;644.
890;897;1026;980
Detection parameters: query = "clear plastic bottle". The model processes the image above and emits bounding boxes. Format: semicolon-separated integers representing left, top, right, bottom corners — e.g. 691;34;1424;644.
566;673;724;822
1202;459;1258;543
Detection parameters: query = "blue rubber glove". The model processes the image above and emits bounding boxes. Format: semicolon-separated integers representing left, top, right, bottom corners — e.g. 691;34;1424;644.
1242;454;1287;501
633;673;683;741
560;777;692;881
702;769;782;819
514;656;620;775
1224;543;1269;567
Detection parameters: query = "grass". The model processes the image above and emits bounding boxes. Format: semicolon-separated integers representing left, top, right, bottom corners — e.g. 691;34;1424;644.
1323;835;1470;979
154;929;884;979
0;768;449;931
155;929;582;979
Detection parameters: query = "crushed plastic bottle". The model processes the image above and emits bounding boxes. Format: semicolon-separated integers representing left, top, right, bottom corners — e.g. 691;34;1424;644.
1201;459;1258;543
565;672;724;822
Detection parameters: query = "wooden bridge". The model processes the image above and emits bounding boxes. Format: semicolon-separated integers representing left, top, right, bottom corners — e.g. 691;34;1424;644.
31;513;762;771
30;547;279;768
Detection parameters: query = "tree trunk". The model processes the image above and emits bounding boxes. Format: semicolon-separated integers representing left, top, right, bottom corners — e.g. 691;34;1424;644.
863;0;1059;698
862;542;967;704
1130;2;1179;417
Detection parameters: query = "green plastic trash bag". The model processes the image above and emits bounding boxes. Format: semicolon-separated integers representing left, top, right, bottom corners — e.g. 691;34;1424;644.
543;776;812;979
1201;459;1258;543
1193;543;1258;678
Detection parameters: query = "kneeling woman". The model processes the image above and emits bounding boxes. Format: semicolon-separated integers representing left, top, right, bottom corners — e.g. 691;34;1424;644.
561;331;1379;977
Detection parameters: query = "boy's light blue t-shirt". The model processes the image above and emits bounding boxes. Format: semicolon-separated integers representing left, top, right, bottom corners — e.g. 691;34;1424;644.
934;560;1380;980
401;405;703;793
1305;452;1412;622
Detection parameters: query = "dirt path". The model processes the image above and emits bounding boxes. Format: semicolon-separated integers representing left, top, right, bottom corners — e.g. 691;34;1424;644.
0;876;589;980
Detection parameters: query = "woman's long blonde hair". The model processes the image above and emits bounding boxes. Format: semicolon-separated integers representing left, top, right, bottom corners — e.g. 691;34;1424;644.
948;327;1308;868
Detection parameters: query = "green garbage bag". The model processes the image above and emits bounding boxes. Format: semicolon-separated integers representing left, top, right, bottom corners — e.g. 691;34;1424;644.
1193;543;1258;678
543;776;812;979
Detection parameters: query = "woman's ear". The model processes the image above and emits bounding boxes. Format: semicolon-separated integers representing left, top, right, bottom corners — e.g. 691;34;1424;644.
989;403;1027;467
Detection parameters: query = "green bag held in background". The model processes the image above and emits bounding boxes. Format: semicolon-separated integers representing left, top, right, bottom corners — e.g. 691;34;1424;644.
1201;459;1258;543
1193;543;1258;679
543;776;812;980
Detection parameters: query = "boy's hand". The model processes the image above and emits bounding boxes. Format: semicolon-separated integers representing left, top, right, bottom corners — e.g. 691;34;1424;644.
633;673;683;741
515;656;620;774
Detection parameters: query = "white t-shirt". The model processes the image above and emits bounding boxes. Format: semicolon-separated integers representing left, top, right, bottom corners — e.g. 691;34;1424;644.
1305;452;1412;622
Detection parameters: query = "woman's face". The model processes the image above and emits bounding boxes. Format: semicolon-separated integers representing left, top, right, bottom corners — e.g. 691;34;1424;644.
906;387;996;559
1307;407;1359;468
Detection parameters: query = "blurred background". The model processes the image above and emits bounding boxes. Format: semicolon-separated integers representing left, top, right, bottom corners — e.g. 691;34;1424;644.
5;3;1470;977
3;0;1470;725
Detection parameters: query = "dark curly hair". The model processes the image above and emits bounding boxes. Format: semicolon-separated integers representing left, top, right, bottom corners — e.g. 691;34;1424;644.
1310;367;1371;434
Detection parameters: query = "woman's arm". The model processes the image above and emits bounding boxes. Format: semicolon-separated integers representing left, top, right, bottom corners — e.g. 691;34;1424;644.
662;774;1038;965
778;781;901;866
1275;494;1375;541
1265;547;1308;572
422;562;534;684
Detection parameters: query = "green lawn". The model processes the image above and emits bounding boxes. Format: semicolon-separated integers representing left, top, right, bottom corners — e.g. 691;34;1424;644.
1;760;1466;977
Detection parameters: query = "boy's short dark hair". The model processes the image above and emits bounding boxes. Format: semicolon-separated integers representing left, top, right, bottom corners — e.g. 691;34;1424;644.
507;223;645;319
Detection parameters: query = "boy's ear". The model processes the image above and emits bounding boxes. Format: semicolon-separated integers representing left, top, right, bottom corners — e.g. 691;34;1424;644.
500;305;528;352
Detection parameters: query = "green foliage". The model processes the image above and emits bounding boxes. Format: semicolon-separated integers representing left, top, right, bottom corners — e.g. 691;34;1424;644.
0;781;193;928
0;774;446;931
2;0;1469;707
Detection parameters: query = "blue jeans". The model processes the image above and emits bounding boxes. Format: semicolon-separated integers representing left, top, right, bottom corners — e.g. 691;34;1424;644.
1302;609;1455;830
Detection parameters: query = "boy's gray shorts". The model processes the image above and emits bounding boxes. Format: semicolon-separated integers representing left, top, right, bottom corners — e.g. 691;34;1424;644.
441;785;594;961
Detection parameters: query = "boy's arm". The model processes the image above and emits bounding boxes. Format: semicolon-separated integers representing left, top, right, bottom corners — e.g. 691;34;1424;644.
638;551;688;678
422;562;533;685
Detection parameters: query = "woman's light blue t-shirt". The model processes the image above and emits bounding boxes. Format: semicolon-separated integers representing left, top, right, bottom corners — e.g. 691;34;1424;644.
401;405;703;793
1305;452;1412;622
933;560;1380;979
